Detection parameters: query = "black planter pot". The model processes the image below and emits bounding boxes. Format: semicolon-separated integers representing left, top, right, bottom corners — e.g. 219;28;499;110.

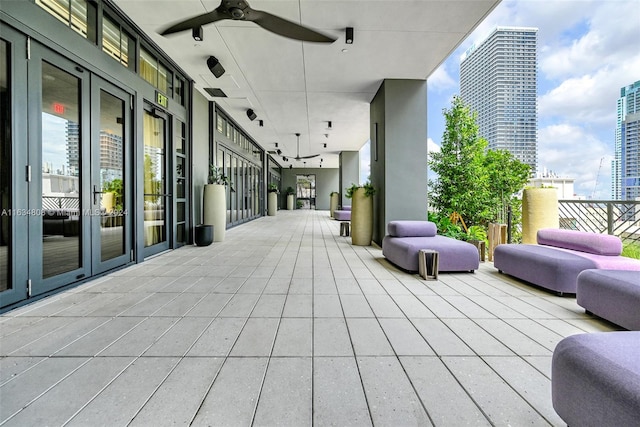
195;224;213;246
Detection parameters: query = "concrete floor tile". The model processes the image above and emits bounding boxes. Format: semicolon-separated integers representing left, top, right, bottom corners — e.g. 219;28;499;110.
251;294;287;317
51;317;144;357
411;318;475;356
474;319;552;356
442;295;496;319
237;277;269;293
313;294;344;317
346;318;394;356
99;317;179;356
357;356;431;426
340;294;375;317
2;356;133;427
143;317;212;357
129;358;224;426
400;356;490;426
151;292;207;317
392;295;436;318
272;318;312;357
253;357;312;426
379;318;434;356
443;319;514;356
185;292;233;317
191;358;268;426
218;293;260;317
442;356;550;426
188;317;246;357
365;294;404;318
417;295;466;318
229;317;279;356
66;357;180;426
314;318;353;356
282;294;312;317
313;357;372;426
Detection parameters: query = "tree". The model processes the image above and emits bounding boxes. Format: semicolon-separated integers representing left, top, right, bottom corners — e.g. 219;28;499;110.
429;96;530;230
429;96;489;226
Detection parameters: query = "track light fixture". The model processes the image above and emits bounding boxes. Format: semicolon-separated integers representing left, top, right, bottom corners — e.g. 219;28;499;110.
289;165;293;169
346;27;354;44
192;26;203;41
327;121;332;129
259;120;264;127
274;142;278;148
206;56;225;78
246;109;257;121
323;143;327;148
276;149;282;155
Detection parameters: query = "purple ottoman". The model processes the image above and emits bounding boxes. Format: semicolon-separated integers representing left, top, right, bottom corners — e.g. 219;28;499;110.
552;332;640;427
333;206;351;221
382;221;479;272
494;244;597;295
577;269;640;330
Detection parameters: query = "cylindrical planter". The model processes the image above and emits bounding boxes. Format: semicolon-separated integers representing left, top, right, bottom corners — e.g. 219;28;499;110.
351;188;373;246
329;193;339;217
267;192;278;216
286;194;294;210
194;224;213;246
203;184;226;242
522;188;559;244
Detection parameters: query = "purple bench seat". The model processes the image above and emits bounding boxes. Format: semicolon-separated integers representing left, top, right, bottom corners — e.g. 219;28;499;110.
382;221;479;272
577;269;640;330
494;229;640;294
552;332;640;426
333;205;351;221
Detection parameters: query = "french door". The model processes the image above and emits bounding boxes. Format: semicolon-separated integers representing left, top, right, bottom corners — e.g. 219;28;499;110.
25;43;133;297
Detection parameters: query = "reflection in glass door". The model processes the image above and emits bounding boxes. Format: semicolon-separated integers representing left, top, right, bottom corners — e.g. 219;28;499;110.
92;82;131;271
40;61;83;279
143;109;168;250
0;39;11;293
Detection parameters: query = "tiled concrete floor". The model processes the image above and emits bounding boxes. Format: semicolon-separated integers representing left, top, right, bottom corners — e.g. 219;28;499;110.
0;210;617;426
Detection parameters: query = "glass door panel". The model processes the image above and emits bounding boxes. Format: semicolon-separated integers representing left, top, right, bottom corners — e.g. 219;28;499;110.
0;39;11;293
41;61;83;278
143;110;168;250
91;80;131;272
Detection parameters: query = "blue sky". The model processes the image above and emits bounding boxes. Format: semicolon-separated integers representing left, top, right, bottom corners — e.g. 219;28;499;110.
426;0;640;199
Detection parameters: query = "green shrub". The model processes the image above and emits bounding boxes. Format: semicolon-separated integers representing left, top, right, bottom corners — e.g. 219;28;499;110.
622;242;640;259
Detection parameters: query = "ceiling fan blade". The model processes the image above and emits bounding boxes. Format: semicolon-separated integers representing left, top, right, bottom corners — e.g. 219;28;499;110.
247;9;336;43
160;10;225;36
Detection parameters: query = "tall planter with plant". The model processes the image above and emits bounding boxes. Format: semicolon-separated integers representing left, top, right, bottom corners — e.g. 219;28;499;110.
267;183;279;216
285;187;296;210
329;191;339;218
203;165;229;242
346;183;376;246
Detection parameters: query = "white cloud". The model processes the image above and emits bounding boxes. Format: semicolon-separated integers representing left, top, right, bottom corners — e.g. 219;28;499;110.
427;138;440;154
359;140;371;184
538;123;612;198
426;63;456;93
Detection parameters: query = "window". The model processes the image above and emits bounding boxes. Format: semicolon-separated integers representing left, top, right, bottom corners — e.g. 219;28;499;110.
102;14;134;70
36;0;97;43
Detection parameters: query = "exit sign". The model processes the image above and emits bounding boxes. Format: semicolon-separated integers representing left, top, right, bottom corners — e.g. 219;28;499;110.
156;92;168;108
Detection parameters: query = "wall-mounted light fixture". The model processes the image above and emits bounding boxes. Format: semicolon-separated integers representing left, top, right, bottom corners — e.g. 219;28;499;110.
207;56;225;78
346;27;354;44
192;26;204;41
259;119;264;127
246;109;257;121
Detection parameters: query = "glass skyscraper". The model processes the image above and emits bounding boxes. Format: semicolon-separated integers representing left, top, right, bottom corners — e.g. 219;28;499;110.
460;26;538;175
613;80;640;201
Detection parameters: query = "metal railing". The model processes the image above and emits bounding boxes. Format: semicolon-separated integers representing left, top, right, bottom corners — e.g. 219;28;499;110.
42;196;80;211
558;200;640;245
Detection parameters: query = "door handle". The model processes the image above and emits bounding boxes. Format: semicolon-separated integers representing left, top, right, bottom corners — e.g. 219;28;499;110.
93;185;104;205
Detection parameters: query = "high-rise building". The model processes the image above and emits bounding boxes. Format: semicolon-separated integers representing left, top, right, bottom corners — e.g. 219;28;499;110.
460;26;538;174
613;80;640;200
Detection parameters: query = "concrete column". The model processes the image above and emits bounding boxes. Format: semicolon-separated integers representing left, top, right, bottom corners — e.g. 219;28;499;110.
339;151;359;207
370;79;428;245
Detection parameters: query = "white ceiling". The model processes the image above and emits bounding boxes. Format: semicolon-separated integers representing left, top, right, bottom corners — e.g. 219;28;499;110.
114;0;500;168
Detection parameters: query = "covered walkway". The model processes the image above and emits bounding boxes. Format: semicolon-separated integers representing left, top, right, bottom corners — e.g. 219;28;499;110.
0;210;615;426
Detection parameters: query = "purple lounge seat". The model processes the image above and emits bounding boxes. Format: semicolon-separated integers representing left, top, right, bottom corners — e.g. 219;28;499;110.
382;221;479;272
577;269;640;330
494;229;640;295
333;205;351;221
552;332;640;427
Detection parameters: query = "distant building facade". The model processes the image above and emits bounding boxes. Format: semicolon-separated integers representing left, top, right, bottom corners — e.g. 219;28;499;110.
460;26;538;175
613;81;640;201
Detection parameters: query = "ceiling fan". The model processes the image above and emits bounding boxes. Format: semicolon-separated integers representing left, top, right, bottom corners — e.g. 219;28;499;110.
282;133;320;161
160;0;336;43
